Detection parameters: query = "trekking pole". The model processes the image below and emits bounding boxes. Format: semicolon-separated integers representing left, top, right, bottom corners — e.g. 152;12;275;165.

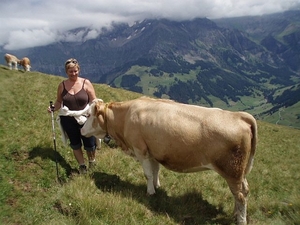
50;101;60;182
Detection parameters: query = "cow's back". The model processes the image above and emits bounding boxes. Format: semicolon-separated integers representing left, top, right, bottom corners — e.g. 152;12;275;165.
4;53;18;63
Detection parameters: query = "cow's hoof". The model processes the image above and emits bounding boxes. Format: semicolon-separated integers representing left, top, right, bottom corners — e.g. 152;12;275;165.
147;191;156;196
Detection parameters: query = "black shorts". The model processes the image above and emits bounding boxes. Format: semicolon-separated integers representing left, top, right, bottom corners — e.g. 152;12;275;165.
60;116;96;151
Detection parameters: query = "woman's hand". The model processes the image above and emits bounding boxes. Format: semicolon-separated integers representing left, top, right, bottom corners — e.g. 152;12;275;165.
47;103;55;113
47;106;53;113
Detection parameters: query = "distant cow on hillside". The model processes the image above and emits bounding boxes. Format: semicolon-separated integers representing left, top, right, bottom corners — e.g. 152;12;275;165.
18;57;31;71
81;97;258;225
4;53;19;70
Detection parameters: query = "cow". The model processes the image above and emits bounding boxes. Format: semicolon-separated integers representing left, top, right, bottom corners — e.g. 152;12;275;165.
4;53;19;70
81;97;257;225
18;57;31;71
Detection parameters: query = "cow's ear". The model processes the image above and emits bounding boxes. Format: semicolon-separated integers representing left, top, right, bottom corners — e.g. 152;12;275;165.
95;103;102;117
91;104;96;115
95;103;100;112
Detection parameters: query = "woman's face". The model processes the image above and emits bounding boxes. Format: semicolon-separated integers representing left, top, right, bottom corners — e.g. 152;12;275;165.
67;66;79;81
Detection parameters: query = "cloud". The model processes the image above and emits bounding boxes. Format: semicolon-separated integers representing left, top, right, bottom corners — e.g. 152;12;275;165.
0;0;299;50
4;29;57;50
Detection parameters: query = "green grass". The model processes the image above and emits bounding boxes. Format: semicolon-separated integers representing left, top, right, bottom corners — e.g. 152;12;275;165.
0;65;299;224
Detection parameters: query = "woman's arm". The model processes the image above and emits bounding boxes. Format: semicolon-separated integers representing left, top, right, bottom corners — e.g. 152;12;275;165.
85;79;97;103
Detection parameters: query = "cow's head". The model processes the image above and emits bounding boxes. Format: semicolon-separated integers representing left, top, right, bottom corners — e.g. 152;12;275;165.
81;99;107;138
24;65;31;71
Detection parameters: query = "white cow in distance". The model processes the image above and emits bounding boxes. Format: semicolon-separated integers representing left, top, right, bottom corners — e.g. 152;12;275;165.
81;97;258;225
4;53;19;70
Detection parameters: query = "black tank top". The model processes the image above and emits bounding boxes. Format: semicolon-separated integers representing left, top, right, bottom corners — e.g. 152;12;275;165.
61;79;89;110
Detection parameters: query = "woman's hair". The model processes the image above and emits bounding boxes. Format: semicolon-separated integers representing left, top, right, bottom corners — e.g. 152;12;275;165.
65;58;80;72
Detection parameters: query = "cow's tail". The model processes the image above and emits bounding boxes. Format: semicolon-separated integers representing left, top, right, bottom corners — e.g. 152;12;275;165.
245;115;257;175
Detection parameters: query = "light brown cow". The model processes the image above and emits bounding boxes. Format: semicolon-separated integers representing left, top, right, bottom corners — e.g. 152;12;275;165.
81;97;257;225
4;53;19;70
18;57;31;71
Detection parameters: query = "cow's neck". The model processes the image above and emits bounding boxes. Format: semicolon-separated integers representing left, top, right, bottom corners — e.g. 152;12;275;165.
105;103;128;150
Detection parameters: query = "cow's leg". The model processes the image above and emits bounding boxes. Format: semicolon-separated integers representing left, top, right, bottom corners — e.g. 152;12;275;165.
151;159;160;189
13;62;18;70
141;158;155;195
8;62;12;70
133;144;159;195
227;178;249;225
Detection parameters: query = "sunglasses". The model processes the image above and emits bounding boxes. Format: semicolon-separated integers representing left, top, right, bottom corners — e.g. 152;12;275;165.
65;59;78;66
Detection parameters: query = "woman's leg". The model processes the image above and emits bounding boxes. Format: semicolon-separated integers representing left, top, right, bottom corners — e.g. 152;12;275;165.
60;116;87;172
82;135;96;168
73;148;85;165
86;150;96;162
73;148;87;173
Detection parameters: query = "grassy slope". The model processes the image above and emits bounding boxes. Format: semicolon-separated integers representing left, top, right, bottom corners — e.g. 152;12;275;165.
0;65;299;225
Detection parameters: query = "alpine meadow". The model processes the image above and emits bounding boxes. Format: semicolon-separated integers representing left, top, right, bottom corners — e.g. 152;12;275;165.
0;66;299;225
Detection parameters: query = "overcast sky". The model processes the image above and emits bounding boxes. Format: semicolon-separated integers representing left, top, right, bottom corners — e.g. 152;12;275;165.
1;0;299;51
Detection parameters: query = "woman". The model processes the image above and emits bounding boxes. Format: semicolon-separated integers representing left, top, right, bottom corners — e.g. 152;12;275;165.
48;58;97;174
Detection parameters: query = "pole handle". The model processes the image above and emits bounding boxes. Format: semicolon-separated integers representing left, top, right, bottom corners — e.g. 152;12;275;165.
49;101;55;112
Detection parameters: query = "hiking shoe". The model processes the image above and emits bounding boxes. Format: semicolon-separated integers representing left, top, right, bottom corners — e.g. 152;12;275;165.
79;165;87;174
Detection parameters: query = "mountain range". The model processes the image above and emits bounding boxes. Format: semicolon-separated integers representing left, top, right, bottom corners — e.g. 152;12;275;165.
1;10;300;128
